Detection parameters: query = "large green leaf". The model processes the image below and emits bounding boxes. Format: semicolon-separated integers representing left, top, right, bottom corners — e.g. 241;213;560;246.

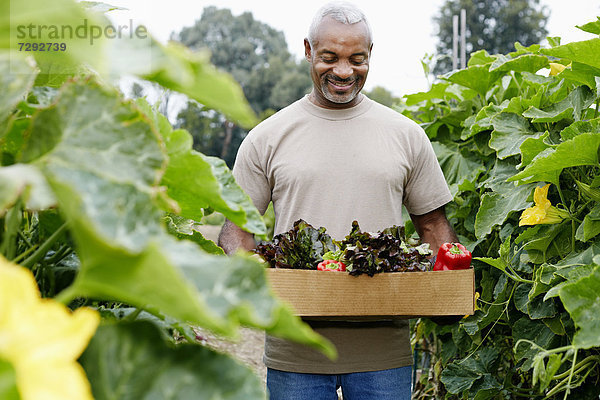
0;163;56;214
489;112;539;159
161;128;265;235
509;133;600;184
26;80;333;355
0;52;37;123
474;161;535;238
441;348;501;394
135;99;264;235
512;317;559;371
542;38;600;70
442;65;503;96
80;321;266;400
559;265;600;349
2;0;257;127
522;85;595;122
432;142;485;196
489;54;549;73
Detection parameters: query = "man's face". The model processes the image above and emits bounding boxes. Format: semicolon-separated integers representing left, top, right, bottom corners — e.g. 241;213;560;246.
304;17;372;109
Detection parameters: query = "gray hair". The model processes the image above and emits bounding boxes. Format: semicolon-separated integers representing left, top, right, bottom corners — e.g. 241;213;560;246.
307;1;372;48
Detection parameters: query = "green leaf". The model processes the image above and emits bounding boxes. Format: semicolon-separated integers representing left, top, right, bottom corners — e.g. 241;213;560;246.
512;317;558;371
489;112;539;159
441;348;500;394
558;62;600;89
442;65;503;96
464;103;505;139
575;205;600;242
161;128;266;235
2;0;107;86
489;54;549;73
432;142;485;196
518;131;552;168
509;133;600;184
0;163;55;214
404;83;451;106
0;358;20;400
142;43;258;128
576;17;600;35
165;214;224;255
474;183;533;238
0;52;38;123
560;118;600;141
541;38;600;70
559;265;600;349
80;321;267;400
468;49;496;66
522;86;595;123
33;80;333;356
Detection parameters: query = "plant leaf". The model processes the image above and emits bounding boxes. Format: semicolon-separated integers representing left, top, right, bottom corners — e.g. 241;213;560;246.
559;265;600;349
489;112;539;159
442;65;503;96
509;133;600;184
542;38;600;70
80;321;267;400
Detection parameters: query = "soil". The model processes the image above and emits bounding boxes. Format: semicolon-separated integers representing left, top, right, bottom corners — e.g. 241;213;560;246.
194;326;267;384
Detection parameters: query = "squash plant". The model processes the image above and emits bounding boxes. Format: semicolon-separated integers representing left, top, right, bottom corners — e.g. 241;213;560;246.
401;18;600;399
0;1;334;399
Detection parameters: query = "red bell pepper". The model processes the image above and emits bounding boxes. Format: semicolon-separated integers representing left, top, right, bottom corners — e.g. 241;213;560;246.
317;259;346;271
433;243;471;271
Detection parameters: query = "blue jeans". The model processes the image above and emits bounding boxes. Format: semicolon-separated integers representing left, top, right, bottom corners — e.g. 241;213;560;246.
266;366;412;400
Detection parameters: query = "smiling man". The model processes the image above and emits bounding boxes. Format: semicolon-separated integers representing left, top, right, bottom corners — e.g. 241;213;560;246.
304;10;372;108
219;1;457;399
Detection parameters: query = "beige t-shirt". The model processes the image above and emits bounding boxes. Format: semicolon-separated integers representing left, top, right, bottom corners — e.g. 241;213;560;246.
233;94;452;373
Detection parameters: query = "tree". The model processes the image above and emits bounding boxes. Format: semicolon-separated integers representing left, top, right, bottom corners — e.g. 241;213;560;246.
363;86;398;107
172;7;312;165
433;0;549;74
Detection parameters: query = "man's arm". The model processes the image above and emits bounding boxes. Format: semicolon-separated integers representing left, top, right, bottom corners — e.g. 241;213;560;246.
218;219;256;255
410;205;458;258
411;206;464;325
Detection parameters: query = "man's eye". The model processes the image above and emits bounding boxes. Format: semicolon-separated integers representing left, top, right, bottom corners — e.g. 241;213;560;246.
351;57;366;64
322;58;336;63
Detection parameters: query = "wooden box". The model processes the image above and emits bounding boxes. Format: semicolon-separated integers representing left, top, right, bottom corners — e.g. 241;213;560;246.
266;268;475;317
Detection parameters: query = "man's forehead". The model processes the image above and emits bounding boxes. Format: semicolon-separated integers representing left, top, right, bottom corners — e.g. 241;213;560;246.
312;16;370;43
313;17;370;47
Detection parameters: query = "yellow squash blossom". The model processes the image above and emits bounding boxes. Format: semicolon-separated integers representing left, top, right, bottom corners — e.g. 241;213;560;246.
519;184;569;226
0;255;100;400
549;62;568;76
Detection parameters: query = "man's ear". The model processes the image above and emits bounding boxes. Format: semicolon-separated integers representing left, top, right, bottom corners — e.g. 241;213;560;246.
304;38;312;62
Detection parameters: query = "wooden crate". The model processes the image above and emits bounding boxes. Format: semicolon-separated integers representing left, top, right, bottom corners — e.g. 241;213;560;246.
266;268;475;317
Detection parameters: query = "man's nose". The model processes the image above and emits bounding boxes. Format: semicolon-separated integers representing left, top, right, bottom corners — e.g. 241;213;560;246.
332;61;353;79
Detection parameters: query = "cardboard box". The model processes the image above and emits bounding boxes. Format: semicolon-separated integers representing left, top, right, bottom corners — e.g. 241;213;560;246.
266;268;475;317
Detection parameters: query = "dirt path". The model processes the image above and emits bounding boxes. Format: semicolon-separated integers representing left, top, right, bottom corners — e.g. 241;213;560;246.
195;327;267;384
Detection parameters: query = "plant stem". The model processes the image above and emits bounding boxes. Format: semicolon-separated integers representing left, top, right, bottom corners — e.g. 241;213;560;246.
563;348;577;400
21;222;68;269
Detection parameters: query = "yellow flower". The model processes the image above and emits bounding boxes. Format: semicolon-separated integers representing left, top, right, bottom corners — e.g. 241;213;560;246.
0;255;100;400
519;184;569;226
549;62;568;76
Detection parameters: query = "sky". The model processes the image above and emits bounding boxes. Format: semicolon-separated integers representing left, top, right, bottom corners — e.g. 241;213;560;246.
105;0;600;98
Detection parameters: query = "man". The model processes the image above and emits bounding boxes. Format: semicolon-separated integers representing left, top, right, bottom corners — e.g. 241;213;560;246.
219;2;458;399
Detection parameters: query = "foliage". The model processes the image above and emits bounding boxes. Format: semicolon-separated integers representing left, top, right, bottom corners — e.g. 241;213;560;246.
399;21;600;399
363;85;399;107
174;6;312;115
172;7;312;166
0;1;335;399
433;0;549;74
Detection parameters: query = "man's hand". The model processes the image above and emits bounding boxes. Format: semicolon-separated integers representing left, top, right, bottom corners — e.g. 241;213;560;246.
410;206;458;259
218;219;256;255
